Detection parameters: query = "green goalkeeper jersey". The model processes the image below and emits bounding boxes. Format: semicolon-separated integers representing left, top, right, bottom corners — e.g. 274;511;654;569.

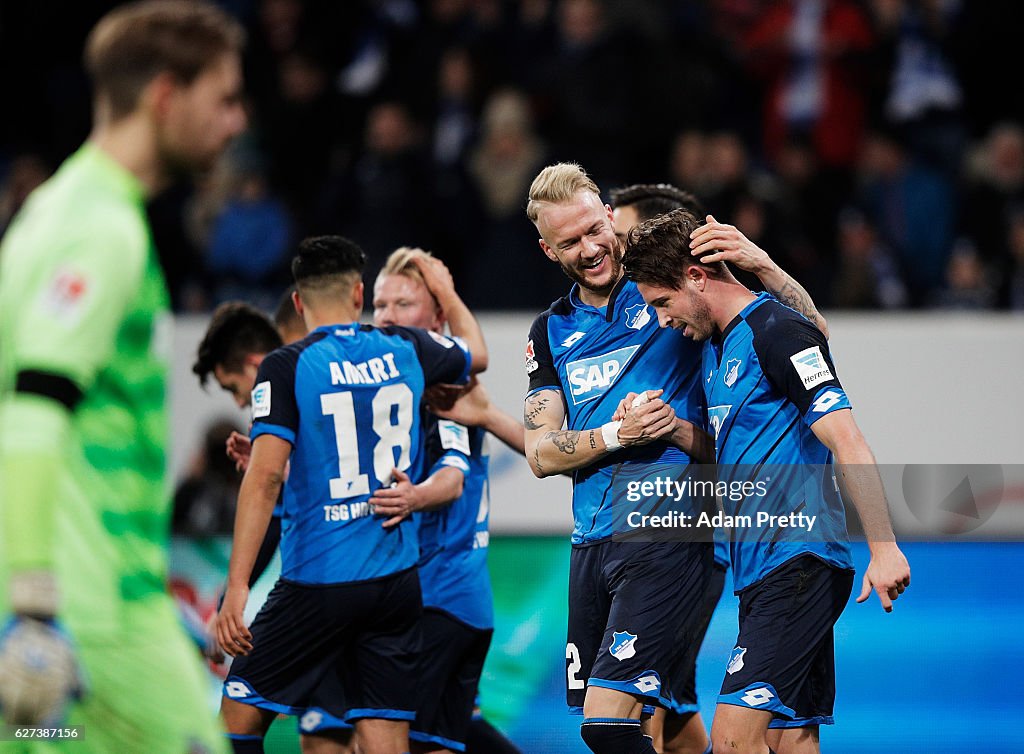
0;144;172;635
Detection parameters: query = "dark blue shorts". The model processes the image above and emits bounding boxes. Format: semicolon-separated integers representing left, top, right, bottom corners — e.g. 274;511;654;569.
223;568;422;724
410;609;493;752
566;539;712;711
719;555;854;727
661;562;728;716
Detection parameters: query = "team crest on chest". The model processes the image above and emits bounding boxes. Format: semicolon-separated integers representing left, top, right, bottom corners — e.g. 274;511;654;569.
624;303;651;330
724;358;742;388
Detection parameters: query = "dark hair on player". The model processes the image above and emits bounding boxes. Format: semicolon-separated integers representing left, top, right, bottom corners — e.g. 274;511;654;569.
85;0;245;120
192;301;282;386
623;208;726;289
291;235;367;295
274;285;301;330
609;183;707;222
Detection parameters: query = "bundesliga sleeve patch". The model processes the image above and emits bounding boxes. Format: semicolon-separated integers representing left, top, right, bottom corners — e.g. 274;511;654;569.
525;339;539;374
789;346;834;390
252;381;271;419
438;420;471;455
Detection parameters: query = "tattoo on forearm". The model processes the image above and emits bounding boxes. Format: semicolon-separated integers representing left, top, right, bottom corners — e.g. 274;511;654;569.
547;430;580;455
524;394;550;431
532;446;544;475
774;278;819;322
589;430;597;450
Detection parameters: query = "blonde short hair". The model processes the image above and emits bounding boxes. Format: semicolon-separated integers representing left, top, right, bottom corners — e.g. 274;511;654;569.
378;246;433;284
526;162;600;225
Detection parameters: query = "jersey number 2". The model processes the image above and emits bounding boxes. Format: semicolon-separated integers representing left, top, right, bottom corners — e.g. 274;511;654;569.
320;384;414;499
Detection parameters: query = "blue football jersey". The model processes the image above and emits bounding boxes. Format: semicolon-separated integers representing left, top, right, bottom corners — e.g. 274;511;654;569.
416;414;493;629
702;293;854;592
527;278;705;543
250;323;471;584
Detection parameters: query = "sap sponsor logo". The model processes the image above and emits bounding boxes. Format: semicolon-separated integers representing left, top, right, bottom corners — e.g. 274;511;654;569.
251;381;271;419
609;630;638;661
726;646;746;675
561;331;587;348
633;675;660;694
790;346;834;390
624;303;651;330
740;687;774;707
724;358;742;388
224;681;251;698
525;339;539;374
707;405;732;442
566;345;639;405
811;389;844;413
299;711;324;732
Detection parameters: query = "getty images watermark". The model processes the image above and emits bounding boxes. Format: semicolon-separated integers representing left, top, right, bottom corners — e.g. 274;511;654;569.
609;463;1024;543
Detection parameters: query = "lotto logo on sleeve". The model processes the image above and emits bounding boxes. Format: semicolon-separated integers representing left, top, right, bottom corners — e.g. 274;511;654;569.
252;381;271;418
789;346;834;390
565;345;639;405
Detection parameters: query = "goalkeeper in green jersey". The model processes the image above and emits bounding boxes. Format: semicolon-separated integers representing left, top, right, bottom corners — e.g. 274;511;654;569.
0;2;246;751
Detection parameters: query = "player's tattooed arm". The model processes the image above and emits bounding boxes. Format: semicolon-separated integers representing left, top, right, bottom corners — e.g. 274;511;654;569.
524;393;551;430
689;215;828;337
768;277;829;338
524;389;610;478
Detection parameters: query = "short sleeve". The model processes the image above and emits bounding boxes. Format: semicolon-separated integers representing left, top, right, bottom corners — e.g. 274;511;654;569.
752;314;851;426
388;326;471;386
526;311;560;395
250;347;300;445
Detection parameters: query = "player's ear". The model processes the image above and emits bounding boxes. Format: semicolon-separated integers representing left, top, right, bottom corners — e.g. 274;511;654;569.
539;238;558;262
143;70;179;120
687;265;707;291
351;281;364;311
292;289;305;319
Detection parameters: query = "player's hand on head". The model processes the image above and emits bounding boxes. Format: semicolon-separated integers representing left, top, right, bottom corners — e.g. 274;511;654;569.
410;254;456;302
369;468;419;528
689;214;771;273
216;585;252;657
226;431;252;473
856;543;911;612
0;614;84;726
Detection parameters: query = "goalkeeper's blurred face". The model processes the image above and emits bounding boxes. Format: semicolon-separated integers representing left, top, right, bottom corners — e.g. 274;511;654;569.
213;354;262;409
155;53;247;175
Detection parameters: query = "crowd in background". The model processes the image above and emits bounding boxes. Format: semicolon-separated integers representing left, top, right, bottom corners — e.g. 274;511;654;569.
3;0;1024;312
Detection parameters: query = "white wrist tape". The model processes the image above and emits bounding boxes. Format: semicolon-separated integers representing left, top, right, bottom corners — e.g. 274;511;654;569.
601;420;623;451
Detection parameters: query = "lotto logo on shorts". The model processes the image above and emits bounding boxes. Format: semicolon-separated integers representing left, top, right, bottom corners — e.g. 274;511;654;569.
633;675;660;693
224;681;251;699
609;630;638;660
740;687;774;707
300;711;324;732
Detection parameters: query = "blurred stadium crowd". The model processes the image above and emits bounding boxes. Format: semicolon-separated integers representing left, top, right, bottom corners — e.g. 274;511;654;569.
3;0;1024;312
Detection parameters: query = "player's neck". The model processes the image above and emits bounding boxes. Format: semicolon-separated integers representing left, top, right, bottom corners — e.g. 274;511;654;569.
303;306;362;330
89;116;167;198
710;282;757;333
577;269;623;309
